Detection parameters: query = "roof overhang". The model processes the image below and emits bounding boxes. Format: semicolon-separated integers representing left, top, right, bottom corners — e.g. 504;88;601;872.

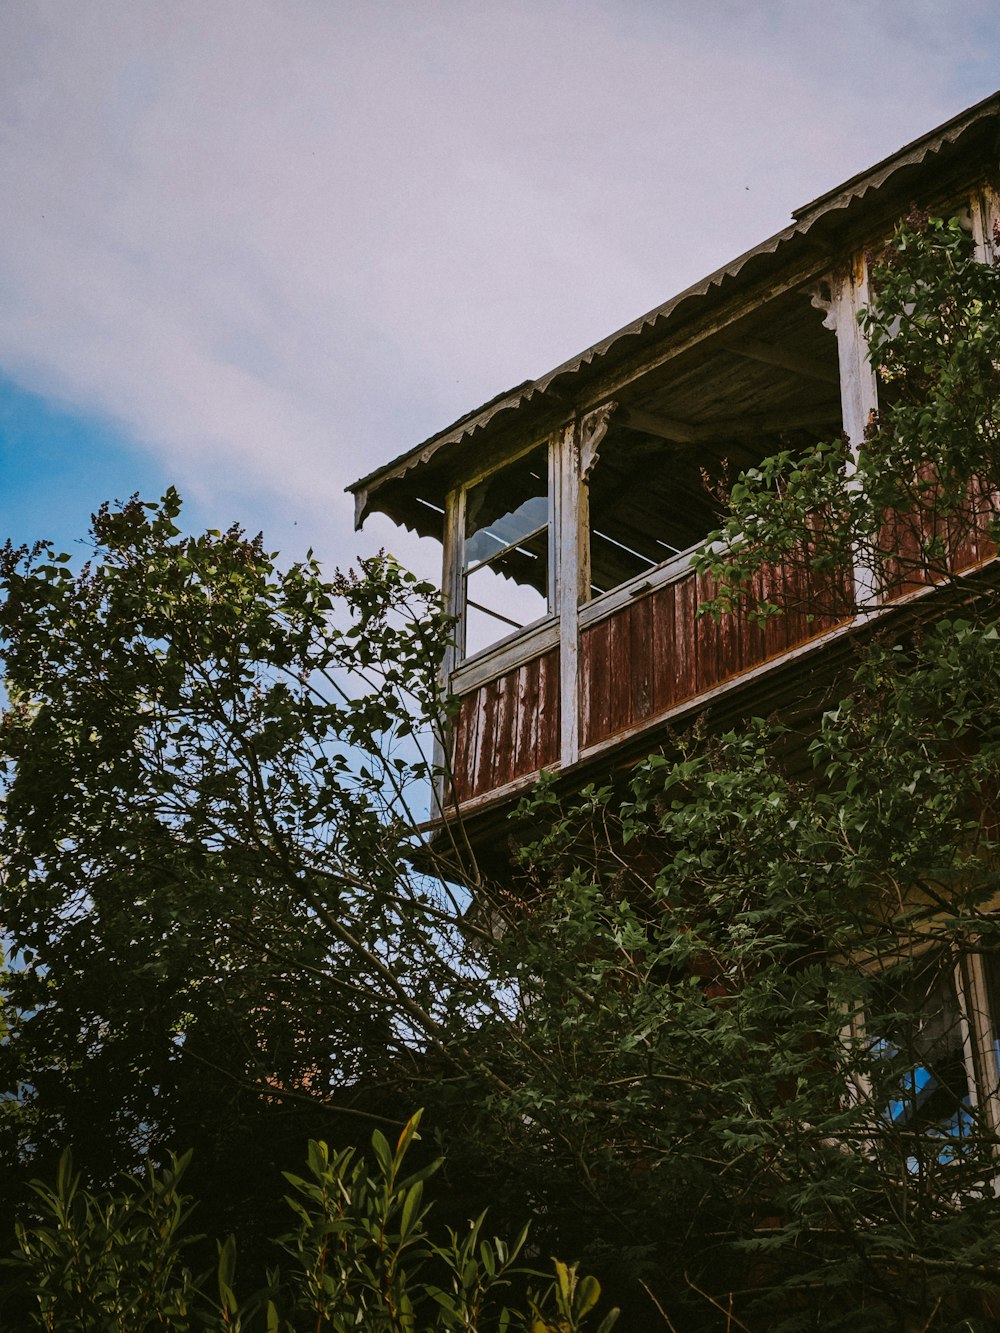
348;90;1000;543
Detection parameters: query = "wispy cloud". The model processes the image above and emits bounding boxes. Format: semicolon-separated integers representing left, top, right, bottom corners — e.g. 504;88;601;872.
1;0;997;572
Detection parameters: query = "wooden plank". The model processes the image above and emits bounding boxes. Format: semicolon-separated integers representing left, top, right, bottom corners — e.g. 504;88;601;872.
579;623;593;750
556;421;581;769
695;571;721;692
466;684;489;802
671;573;699;705
629;593;654;727
512;655;540;778
762;561;790;659
618;405;699;445
454;647;563;799
717;595;742;686
491;667;516;789
722;335;839;386
783;551;811;649
537;647;561;768
581;620;611;749
743;564;769;670
950;475;997;574
650;582;675;715
454;688;485;805
434;487;463;808
451;691;473;804
950;507;978;574
804;525;853;630
608;603;634;736
880;506;930;602
829;560;856;628
472;678;498;799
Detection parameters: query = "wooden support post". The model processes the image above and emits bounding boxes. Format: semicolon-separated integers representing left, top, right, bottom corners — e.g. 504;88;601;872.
971;181;1000;264
432;485;463;812
955;952;1000;1144
554;421;581;770
811;255;879;612
558;403;617;769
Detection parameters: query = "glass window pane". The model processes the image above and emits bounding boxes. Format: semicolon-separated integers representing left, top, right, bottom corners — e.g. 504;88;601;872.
466;496;547;569
462;445;549;658
465;447;548;575
868;955;972;1162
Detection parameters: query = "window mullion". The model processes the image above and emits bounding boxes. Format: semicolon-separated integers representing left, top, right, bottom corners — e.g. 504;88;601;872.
956;951;1000;1139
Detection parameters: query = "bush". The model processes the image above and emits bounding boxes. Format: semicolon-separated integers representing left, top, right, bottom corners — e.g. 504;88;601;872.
2;1111;618;1332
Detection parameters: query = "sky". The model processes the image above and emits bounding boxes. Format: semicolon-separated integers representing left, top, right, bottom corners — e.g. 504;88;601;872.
1;0;999;584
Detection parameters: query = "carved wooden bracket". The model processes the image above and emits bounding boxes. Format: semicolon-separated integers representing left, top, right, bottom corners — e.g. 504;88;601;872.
578;400;617;480
808;278;838;332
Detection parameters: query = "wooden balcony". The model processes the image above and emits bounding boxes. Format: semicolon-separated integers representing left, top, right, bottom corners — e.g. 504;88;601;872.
447;548;852;808
344;102;1000;830
446;484;1000;813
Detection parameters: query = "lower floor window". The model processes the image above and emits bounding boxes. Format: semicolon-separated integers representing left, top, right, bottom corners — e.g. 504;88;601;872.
859;947;1000;1171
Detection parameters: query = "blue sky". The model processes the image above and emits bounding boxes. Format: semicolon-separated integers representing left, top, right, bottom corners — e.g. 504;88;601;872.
2;1;1000;581
0;375;183;554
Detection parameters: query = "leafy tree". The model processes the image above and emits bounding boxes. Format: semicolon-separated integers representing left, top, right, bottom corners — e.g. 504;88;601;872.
4;212;1000;1332
0;502;494;1259
457;213;1000;1330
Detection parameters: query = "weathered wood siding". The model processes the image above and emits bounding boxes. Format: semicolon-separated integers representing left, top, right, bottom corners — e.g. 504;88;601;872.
451;648;560;803
580;562;848;750
450;494;999;800
880;476;998;600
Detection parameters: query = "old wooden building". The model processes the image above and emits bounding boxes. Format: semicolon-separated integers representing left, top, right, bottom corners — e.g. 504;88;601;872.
349;91;1000;856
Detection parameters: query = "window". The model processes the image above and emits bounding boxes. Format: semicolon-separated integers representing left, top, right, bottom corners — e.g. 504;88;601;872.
585;430;733;598
860;947;1000;1173
460;444;550;658
874;957;973;1155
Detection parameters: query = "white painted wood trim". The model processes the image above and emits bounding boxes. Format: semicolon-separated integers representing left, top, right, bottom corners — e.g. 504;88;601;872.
815;254;879;612
832;252;878;444
579;544;699;629
970;182;999;264
433;485;464;809
565;403;621;767
442;485;463;670
449;617;560;695
956;951;1000;1139
555;420;581;768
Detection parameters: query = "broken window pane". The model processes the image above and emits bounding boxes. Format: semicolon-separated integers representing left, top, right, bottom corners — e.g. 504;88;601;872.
585;430;735;598
462;445;549;657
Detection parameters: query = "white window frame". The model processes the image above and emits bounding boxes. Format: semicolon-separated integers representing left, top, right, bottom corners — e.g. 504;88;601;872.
442;437;558;673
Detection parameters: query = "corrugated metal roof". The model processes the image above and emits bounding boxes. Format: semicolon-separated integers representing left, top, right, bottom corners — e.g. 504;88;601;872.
350;90;1000;530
